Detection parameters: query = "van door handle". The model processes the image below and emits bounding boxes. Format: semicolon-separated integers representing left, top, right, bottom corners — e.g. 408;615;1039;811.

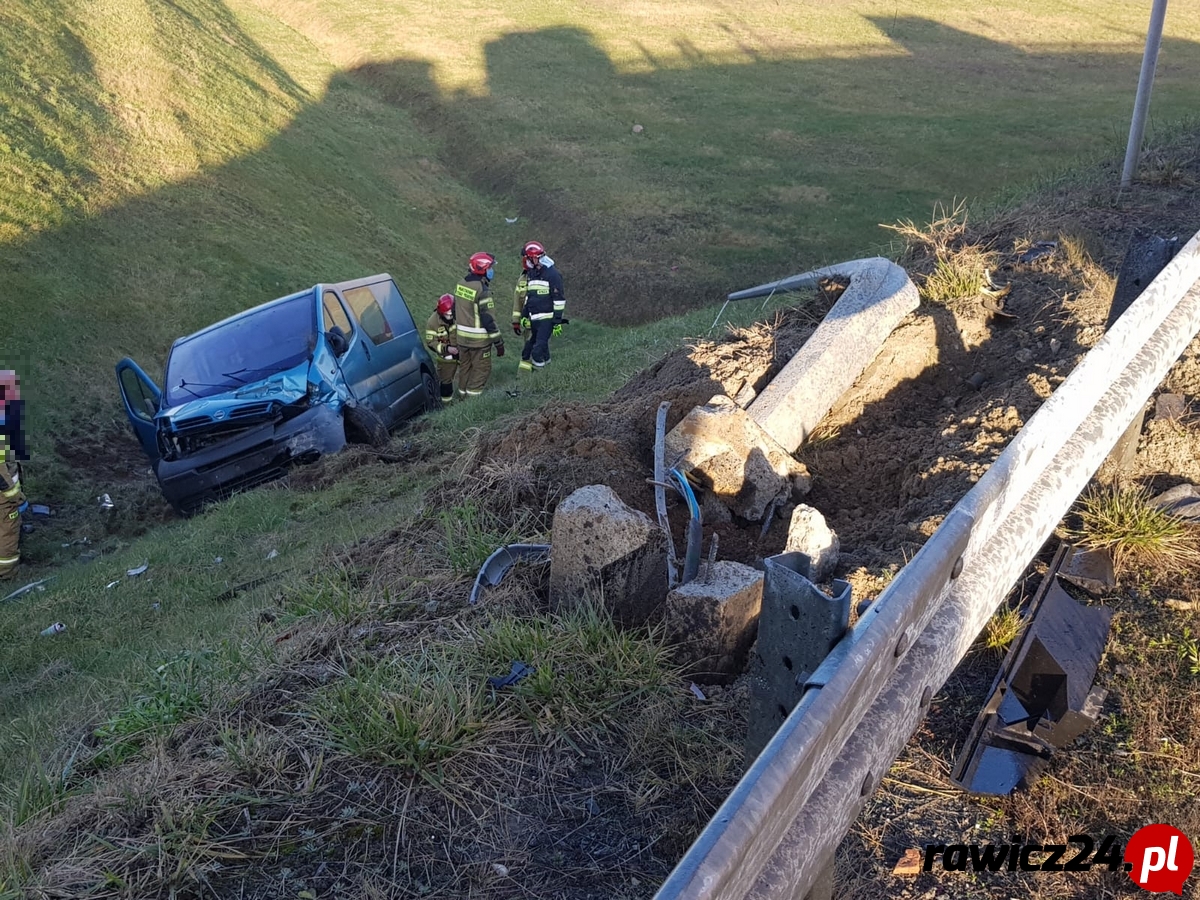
361;340;372;360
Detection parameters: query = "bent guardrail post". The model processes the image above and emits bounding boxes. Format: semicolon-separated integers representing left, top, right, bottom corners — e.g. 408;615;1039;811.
654;227;1200;900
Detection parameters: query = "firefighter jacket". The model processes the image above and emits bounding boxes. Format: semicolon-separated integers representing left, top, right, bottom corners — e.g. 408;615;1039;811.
452;274;500;349
514;259;565;325
424;312;457;360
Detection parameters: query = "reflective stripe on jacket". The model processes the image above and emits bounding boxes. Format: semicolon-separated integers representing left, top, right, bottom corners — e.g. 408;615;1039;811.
452;275;500;348
424;312;457;359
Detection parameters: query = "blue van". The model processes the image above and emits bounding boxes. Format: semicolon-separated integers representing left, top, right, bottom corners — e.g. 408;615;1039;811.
116;273;440;515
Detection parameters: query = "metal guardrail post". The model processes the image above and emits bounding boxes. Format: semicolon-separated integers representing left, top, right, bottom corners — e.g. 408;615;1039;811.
655;228;1200;900
746;553;851;761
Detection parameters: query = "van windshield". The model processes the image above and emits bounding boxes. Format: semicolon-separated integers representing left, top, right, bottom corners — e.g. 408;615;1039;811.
164;294;316;405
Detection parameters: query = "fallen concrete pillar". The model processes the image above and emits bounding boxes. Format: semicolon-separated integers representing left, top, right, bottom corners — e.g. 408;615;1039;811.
663;561;764;682
665;395;811;521
549;484;667;625
735;257;920;451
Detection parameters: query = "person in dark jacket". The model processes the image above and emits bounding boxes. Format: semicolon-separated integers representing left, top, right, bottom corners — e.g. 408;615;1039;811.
511;240;566;375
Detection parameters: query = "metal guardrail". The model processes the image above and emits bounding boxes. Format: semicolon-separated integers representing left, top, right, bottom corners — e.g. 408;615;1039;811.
654;227;1200;900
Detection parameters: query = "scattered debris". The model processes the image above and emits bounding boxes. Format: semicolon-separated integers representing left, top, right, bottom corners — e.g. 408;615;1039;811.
30;504;50;516
585;797;602;816
214;556;223;564
487;660;536;689
150;602;160;611
892;848;923;877
951;547;1112;795
265;549;279;560
424;600;439;614
784;504;840;583
632;124;644;134
491;863;510;877
1164;598;1196;612
980;293;1017;319
1058;544;1115;595
213;573;284;603
1049;337;1062;354
965;372;986;390
469;543;551;605
1155;392;1187;421
106;579;120;589
39;622;67;637
689;683;707;701
126;563;149;577
1018;240;1058;264
504;217;519;224
3;577;53;603
98;493;114;510
1149;483;1200;520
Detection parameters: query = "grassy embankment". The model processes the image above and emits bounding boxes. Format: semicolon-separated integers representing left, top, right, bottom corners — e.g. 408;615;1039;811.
3;0;1200;888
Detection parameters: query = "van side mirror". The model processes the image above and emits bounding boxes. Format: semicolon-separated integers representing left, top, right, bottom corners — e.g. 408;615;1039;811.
327;326;349;356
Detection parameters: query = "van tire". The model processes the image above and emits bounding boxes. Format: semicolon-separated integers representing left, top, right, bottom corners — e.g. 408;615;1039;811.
422;370;442;412
344;405;389;447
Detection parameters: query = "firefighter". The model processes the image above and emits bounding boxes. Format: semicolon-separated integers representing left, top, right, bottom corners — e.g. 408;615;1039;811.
452;251;504;399
0;369;27;580
424;293;459;401
511;241;566;376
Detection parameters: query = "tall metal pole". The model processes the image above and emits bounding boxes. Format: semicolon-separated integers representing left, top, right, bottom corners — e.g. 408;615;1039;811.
1121;0;1170;188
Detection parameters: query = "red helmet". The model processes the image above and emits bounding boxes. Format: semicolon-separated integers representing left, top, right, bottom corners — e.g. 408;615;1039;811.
468;251;495;276
522;241;545;269
436;293;454;316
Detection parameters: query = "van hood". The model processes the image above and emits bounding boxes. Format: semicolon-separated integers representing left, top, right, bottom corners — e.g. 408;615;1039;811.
158;360;313;433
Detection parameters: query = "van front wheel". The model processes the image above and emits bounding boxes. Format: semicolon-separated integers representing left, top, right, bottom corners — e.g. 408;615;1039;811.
344;405;389;447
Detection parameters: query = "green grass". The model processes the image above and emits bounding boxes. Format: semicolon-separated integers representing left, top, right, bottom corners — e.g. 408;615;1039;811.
1064;483;1200;573
312;603;675;779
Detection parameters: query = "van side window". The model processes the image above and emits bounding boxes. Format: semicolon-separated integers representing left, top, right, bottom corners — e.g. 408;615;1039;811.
342;286;394;345
322;291;353;335
368;279;416;335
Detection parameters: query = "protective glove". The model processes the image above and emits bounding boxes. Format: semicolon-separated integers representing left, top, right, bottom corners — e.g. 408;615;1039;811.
552;323;563;337
512;321;522;336
494;341;506;358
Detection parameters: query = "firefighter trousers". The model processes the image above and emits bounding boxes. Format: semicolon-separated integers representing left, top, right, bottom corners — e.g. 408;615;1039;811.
435;360;458;399
457;346;493;397
0;462;24;579
521;321;554;368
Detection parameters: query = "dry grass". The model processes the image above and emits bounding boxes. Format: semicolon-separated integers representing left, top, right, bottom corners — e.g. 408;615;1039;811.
881;200;1000;305
1063;483;1200;573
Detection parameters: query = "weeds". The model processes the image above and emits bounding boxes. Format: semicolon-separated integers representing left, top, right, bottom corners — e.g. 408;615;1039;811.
436;502;529;577
90;650;216;769
981;604;1023;654
1149;627;1200;677
881;200;998;304
313;644;497;777
1063;484;1200;572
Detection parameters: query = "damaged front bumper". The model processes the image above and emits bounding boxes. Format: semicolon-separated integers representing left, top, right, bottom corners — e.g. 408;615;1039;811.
155;402;346;515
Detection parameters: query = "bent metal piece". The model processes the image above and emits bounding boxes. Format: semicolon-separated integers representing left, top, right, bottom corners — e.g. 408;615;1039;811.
951;544;1112;795
469;543;552;606
730;258;920;452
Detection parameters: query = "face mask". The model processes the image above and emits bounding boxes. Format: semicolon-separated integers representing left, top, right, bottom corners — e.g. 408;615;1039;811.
486;266;494;280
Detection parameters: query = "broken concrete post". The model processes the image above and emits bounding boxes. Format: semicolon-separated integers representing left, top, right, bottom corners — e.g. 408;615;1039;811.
663;561;764;682
729;257;920;452
784;504;839;583
665;394;811;521
549;485;667;625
